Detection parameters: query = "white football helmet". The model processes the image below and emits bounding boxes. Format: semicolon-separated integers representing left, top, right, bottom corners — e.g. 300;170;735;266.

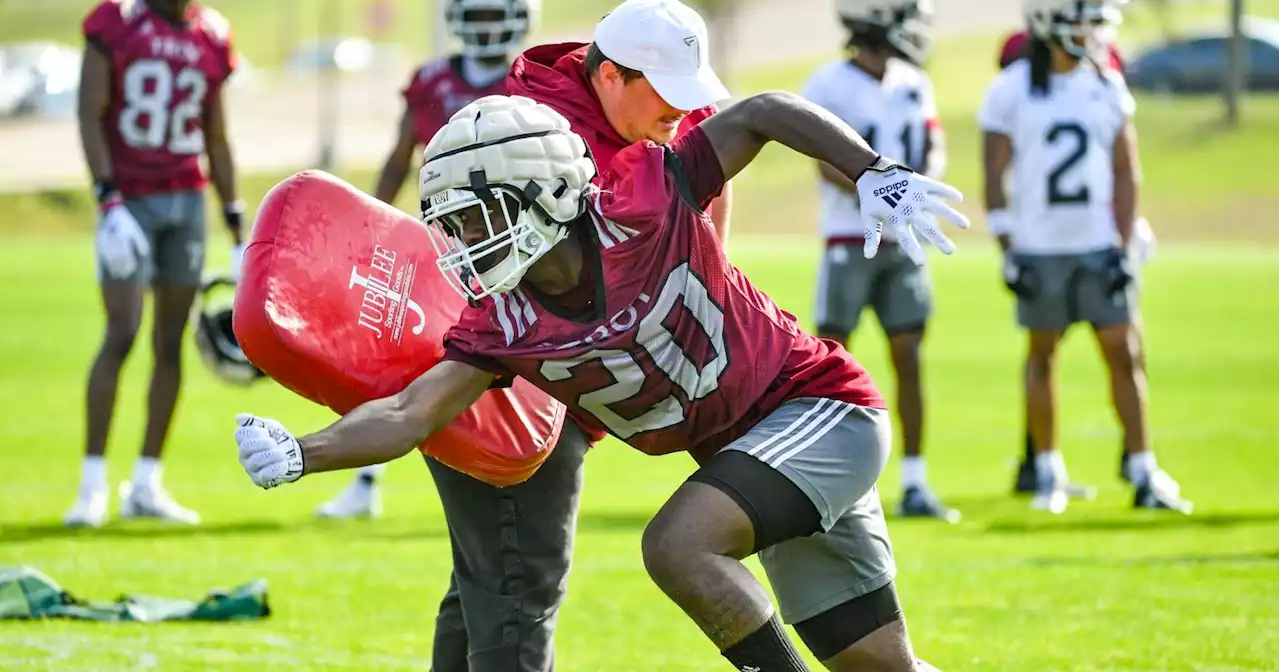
419;95;596;301
836;0;934;66
1022;0;1127;59
446;0;539;59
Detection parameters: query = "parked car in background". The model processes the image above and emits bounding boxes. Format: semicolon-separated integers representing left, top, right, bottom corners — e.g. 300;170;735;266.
1126;17;1280;94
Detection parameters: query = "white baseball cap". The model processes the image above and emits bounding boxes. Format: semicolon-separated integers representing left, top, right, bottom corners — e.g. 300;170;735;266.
592;0;731;111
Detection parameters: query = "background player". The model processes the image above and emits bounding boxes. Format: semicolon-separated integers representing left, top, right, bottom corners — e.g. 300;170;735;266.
995;2;1160;497
801;0;958;522
233;91;968;671
979;0;1191;514
317;0;538;521
66;0;243;528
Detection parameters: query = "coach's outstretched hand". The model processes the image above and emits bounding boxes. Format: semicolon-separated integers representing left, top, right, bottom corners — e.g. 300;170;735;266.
234;413;305;489
855;156;970;264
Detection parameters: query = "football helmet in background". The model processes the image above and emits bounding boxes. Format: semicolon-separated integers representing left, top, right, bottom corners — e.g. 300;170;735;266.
1022;0;1127;59
194;273;265;386
446;0;539;59
836;0;935;66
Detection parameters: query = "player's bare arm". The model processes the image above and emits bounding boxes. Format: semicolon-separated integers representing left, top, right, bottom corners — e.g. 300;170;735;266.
818;162;860;193
1112;119;1140;248
982;130;1014;252
374;107;420;204
77;46;113;184
204;87;242;245
701;91;877;185
299;360;495;474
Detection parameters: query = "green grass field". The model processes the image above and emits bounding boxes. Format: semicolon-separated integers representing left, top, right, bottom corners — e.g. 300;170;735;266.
1;3;1278;669
0;241;1276;670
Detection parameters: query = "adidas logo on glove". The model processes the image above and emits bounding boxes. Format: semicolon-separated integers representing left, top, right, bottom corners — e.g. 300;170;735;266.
874;179;910;207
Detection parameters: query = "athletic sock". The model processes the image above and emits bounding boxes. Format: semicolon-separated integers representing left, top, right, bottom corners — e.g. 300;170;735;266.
901;456;926;490
81;455;107;492
132;457;161;490
1034;450;1066;487
721;613;810;672
1126;451;1157;487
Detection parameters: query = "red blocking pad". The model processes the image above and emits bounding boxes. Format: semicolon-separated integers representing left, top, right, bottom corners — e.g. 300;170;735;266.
234;170;565;486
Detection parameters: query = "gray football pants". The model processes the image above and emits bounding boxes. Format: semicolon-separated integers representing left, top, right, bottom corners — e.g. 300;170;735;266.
425;421;589;672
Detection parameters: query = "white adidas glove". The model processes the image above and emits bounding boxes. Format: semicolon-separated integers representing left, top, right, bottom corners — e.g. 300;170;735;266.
96;200;151;279
855;156;970;264
234;413;306;489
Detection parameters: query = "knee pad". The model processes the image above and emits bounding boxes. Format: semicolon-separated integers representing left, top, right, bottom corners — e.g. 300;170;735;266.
794;582;903;661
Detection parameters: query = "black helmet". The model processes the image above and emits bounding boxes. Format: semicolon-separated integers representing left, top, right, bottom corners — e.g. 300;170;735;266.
192;273;264;386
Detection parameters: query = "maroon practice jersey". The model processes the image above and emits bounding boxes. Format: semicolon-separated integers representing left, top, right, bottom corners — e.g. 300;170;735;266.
403;56;508;147
444;128;885;463
84;0;236;197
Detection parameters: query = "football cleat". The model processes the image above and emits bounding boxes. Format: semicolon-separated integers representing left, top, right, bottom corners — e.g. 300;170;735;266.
118;481;200;525
897;485;961;523
1014;458;1097;500
316;480;382;520
1133;469;1193;514
63;487;108;528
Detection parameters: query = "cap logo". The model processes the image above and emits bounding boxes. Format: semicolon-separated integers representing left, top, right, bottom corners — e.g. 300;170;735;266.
683;35;700;67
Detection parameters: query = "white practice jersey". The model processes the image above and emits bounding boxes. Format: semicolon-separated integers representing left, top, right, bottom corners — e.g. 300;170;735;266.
979;59;1136;255
802;58;942;243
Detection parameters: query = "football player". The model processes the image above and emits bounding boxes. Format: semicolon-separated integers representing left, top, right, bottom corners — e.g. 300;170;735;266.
995;1;1160;497
979;0;1191;514
66;0;243;527
317;0;538;520
800;0;958;522
233;93;967;670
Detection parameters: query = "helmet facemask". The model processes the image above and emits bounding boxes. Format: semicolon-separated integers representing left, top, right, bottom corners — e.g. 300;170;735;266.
420;94;597;302
1029;0;1124;61
447;0;533;59
423;173;569;302
839;0;934;67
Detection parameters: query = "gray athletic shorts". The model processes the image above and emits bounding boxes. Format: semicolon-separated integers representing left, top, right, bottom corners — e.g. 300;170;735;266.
723;397;896;624
425;421;589;672
97;191;206;286
814;241;932;337
1013;249;1135;332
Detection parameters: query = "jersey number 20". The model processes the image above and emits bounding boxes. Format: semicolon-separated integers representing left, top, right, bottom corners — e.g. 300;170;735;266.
540;263;728;440
118;59;208;154
1045;122;1090;205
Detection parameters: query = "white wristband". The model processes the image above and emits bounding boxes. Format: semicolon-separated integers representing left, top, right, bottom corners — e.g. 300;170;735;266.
986;210;1013;237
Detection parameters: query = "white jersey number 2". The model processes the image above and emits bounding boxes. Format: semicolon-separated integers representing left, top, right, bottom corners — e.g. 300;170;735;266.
540;263;728;440
1045;122;1091;206
118;59;208;154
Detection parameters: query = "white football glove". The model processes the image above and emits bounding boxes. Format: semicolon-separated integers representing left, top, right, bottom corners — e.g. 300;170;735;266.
234;413;306;489
96;202;151;279
230;243;246;281
855;157;970;264
1131;216;1155;267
